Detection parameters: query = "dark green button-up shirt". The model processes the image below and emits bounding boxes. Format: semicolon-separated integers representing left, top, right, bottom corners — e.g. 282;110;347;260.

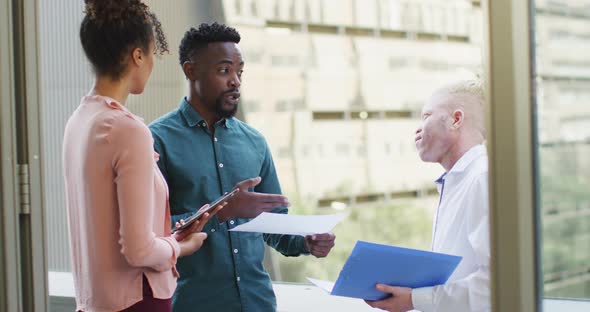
149;98;307;312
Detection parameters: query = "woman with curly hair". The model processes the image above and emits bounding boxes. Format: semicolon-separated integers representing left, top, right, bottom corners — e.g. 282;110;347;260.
63;1;220;311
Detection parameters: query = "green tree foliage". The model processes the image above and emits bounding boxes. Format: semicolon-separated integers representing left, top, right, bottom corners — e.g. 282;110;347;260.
539;145;590;299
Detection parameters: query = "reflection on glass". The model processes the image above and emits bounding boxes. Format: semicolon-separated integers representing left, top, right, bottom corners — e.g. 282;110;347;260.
534;0;590;300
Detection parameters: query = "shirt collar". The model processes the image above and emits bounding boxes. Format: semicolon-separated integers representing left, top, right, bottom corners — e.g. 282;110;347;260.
179;97;234;129
435;144;486;183
435;172;447;185
450;144;487;173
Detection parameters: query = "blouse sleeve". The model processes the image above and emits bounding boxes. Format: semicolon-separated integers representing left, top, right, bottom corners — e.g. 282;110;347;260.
109;115;178;271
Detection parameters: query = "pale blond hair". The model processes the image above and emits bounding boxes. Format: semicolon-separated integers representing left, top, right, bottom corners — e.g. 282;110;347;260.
434;80;486;139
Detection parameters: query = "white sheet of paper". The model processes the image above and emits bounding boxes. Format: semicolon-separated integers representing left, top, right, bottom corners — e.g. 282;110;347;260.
306;277;335;294
228;212;347;236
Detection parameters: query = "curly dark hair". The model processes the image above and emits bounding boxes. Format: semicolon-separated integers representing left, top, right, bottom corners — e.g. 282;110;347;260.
178;22;241;65
80;0;168;79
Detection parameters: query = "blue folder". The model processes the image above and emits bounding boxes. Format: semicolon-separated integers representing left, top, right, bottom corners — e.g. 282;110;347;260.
331;240;462;301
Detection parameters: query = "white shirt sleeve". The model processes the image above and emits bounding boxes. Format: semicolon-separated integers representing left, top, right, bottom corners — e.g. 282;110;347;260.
412;173;491;312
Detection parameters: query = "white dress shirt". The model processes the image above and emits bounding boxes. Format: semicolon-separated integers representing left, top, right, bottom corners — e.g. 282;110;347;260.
411;144;491;312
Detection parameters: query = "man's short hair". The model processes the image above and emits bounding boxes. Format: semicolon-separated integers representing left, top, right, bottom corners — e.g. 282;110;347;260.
178;22;241;65
435;80;484;105
435;80;486;138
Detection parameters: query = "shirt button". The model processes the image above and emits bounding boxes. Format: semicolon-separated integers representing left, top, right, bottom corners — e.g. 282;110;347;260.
219;163;224;168
234;249;238;254
214;137;218;142
211;228;216;232
229;220;235;225
237;276;241;282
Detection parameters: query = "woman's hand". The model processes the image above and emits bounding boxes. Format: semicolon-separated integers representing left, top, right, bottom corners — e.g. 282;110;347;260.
173;202;226;257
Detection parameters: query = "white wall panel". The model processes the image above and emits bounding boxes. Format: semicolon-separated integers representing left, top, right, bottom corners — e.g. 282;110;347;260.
307;34;357;111
535;15;590;78
293;116;368;197
355;38;480;111
321;0;354;26
306;0;323;24
353;0;378;29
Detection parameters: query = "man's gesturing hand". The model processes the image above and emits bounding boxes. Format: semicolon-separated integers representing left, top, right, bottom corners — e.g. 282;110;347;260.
217;177;290;222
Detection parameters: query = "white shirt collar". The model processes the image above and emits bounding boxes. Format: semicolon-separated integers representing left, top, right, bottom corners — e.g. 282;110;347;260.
436;144;487;184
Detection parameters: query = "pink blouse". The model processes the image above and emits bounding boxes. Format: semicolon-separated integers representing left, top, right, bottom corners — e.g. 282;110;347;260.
63;95;180;311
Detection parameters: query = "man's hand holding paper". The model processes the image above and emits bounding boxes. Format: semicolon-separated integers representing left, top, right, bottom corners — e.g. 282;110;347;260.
229;212;344;258
304;233;336;258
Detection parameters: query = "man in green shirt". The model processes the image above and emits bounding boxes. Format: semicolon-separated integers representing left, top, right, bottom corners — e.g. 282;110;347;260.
149;22;336;312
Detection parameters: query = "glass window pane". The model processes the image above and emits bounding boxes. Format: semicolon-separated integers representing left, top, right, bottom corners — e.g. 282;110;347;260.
233;0;484;283
534;0;590;300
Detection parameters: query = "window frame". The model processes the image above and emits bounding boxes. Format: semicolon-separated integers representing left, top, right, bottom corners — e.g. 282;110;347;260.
3;0;49;310
484;0;542;311
0;0;21;310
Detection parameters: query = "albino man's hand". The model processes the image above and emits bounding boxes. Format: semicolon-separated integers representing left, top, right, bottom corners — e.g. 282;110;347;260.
364;284;414;312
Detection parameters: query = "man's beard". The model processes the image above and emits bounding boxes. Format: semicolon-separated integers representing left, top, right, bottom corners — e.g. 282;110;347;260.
214;92;239;118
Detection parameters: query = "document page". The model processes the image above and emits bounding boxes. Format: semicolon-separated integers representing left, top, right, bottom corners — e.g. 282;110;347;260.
229;212;347;236
306;277;335;293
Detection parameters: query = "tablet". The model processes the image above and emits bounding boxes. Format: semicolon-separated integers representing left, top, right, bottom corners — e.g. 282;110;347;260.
172;188;239;234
